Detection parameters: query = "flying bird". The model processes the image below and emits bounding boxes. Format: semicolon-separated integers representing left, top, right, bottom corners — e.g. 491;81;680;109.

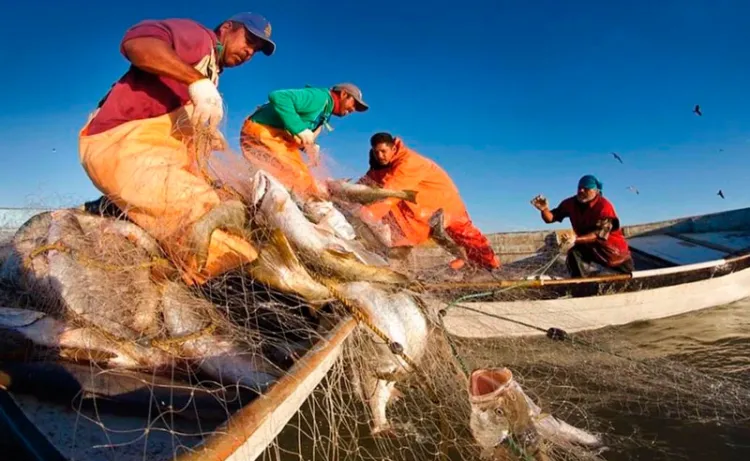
717;189;725;199
693;105;702;116
610;152;623;164
626;186;640;195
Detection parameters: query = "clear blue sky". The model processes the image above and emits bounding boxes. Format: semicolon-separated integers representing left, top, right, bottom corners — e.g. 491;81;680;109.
1;0;748;232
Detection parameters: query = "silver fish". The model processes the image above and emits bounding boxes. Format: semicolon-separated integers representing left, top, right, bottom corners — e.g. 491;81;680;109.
160;281;281;391
1;210;281;392
326;180;418;205
247;228;333;305
336;281;431;436
3;209;162;339
468;367;602;460
249;171;411;285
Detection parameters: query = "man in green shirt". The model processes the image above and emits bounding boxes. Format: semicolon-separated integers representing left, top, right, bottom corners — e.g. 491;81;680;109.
240;83;368;199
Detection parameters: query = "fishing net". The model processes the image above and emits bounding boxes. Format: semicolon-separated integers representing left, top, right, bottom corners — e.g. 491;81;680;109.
1;122;749;461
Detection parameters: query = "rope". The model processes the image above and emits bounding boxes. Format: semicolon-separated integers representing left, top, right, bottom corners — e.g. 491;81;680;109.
146;322;219;352
26;241;172;274
314;276;422;372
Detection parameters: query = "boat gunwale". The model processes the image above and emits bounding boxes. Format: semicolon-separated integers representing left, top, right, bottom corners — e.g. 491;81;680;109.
173;316;358;461
423;252;750;301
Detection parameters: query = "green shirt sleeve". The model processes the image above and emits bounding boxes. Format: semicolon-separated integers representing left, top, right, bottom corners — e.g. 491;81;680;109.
267;88;329;136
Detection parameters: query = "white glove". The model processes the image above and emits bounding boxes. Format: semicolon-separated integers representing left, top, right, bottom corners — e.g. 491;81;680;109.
296;129;316;145
188;78;224;129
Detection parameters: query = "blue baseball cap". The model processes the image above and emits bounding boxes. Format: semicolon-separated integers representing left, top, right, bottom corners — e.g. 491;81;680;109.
228;12;276;56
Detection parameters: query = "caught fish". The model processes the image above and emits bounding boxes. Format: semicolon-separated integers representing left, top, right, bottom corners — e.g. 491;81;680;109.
160;281;281;391
428;208;468;262
468;367;602;460
1;209;281;392
249;171;411;285
335;281;431;436
248;228;333;305
3;209;162;339
332;201;393;257
0;306;173;369
326;179;418;205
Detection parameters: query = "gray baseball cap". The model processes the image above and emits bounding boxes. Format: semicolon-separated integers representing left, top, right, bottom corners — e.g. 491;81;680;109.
331;82;369;112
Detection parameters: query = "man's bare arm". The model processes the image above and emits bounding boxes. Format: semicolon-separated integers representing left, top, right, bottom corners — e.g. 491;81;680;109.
122;37;206;85
576;219;615;244
540;209;555;223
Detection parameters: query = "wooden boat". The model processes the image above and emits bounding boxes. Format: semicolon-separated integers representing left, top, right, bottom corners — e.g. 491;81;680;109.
0;207;358;461
414;206;750;339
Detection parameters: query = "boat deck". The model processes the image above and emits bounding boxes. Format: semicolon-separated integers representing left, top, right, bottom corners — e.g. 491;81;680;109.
629;230;750;268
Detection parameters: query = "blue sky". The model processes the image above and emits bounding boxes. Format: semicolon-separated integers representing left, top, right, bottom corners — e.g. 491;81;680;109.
1;0;749;232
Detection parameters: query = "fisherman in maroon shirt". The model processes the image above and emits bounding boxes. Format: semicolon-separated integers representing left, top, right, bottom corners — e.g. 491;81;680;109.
79;12;277;286
531;175;634;278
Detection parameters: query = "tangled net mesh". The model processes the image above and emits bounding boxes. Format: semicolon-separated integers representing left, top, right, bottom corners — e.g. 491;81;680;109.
0;120;749;461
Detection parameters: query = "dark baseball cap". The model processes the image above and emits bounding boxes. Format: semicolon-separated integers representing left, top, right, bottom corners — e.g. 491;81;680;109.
228;12;276;56
331;83;369;112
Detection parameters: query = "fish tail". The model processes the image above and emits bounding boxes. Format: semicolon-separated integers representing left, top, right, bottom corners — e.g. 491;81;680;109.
267;228;303;269
320;249;411;284
403;190;419;203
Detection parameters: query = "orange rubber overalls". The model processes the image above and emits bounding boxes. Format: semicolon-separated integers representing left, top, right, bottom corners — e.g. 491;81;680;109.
79;105;258;286
359;138;500;269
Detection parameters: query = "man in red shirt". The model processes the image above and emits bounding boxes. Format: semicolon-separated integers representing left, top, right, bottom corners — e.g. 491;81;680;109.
531;175;634;278
356;132;500;271
79;13;276;285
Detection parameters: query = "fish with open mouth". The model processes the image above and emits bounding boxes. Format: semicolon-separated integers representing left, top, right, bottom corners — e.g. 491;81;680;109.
468;367;603;460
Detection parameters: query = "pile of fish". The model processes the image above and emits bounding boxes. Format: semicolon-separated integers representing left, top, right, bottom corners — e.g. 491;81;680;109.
0;169;607;457
0;209;281;391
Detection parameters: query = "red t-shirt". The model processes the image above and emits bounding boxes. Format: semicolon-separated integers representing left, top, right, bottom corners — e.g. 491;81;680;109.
85;19;219;136
551;195;630;260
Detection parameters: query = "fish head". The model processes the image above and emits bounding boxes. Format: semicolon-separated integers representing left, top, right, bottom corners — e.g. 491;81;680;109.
249;171;270;207
468;368;540;453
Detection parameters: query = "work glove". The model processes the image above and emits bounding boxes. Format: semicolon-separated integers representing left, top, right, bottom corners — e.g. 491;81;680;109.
296;129;316;145
188;78;224;130
530;194;549;211
556;230;577;252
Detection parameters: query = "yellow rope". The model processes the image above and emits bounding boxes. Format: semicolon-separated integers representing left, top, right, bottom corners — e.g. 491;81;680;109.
310;273;421;372
148;322;219;352
26;241;173;273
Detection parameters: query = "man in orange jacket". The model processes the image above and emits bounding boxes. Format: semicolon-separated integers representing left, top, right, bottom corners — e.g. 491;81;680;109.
357;132;500;270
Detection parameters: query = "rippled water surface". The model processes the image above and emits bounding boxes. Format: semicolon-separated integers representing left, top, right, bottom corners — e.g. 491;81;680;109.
459;298;750;460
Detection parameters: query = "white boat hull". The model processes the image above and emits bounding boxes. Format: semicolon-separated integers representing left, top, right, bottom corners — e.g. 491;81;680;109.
438;262;750;339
